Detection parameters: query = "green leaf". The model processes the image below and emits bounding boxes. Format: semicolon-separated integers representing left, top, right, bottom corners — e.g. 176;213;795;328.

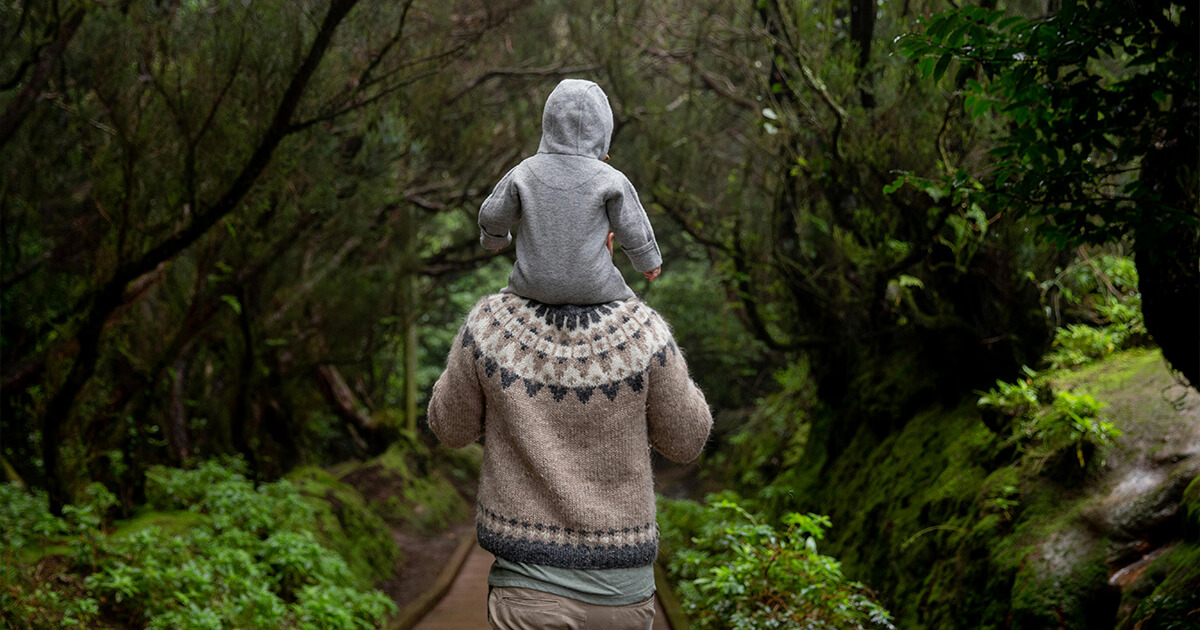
220;295;242;315
933;54;953;81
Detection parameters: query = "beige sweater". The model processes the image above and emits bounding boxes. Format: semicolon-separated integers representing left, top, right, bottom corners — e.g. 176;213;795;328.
428;294;712;569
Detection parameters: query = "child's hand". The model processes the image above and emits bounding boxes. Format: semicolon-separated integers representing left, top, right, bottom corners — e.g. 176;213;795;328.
644;266;661;281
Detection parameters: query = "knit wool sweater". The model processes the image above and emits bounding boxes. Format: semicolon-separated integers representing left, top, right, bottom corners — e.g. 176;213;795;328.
427;294;712;569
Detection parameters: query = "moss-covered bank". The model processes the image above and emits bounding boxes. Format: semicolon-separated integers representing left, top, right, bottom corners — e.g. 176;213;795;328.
773;349;1199;629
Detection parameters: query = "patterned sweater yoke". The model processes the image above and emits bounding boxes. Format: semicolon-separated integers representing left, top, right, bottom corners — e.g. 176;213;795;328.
428;294;713;570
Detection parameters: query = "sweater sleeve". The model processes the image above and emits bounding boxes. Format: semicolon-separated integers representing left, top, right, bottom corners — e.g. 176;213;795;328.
606;175;662;273
478;166;521;250
646;340;712;463
427;324;485;448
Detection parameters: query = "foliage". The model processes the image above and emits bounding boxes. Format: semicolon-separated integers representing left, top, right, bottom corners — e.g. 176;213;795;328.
741;348;1190;629
977;371;1120;470
1047;324;1127;369
895;1;1197;247
0;458;396;629
1019;390;1119;469
709;359;817;490
895;0;1199;384
658;494;893;630
1035;253;1147;369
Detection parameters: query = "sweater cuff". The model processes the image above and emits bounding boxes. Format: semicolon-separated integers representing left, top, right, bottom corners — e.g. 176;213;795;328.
480;228;512;250
623;239;662;272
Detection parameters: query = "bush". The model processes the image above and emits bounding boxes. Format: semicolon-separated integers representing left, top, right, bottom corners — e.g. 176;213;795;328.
659;494;894;630
0;457;397;629
1047;324;1126;369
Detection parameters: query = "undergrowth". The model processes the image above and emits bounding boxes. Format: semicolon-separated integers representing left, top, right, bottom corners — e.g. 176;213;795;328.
658;493;894;630
0;457;396;629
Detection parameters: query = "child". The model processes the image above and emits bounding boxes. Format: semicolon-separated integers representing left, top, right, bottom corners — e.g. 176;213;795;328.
479;79;662;306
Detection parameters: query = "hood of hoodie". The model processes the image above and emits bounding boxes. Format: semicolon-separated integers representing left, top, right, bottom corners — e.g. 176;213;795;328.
536;79;613;160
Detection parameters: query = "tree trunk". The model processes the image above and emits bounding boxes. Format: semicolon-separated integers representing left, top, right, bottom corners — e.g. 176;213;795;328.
849;0;877;108
1136;98;1199;389
403;206;419;434
167;357;191;463
1136;233;1199;389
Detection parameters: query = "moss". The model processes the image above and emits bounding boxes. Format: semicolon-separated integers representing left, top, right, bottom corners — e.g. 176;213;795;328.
1049;346;1161;393
332;441;478;536
109;509;207;539
15;543;73;564
1009;530;1115;630
285;466;402;588
1123;543;1200;629
757;347;1193;630
1183;477;1200;539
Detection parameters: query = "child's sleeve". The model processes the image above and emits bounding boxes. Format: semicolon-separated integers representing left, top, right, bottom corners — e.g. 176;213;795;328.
606;175;662;273
478;167;521;250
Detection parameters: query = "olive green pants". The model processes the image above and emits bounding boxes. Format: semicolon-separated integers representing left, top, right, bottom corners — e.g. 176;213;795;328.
487;585;655;630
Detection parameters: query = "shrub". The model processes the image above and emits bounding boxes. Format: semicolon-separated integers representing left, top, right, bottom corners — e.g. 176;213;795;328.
659;494;894;630
1047;324;1126;369
0;457;396;629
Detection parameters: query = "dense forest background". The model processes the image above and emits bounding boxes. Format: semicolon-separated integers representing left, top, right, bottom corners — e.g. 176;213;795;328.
2;0;1197;628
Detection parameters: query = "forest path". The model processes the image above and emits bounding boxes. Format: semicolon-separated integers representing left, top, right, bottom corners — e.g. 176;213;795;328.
413;542;673;629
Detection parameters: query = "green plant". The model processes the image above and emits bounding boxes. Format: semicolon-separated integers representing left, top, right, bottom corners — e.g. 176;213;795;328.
978;364;1120;469
0;459;397;629
977;365;1042;416
894;1;1199;384
1047;324;1126;369
659;494;893;630
1027;391;1120;468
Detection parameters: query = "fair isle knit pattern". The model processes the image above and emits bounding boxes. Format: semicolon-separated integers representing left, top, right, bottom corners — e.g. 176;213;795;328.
428;294;712;570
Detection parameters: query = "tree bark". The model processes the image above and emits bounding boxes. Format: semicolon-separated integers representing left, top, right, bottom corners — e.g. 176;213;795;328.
167;357;191;463
1136;99;1199;388
849;0;877;108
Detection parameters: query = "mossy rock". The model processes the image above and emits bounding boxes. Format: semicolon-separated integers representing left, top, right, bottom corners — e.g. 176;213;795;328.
1009;529;1117;630
1119;542;1200;629
285;465;402;587
1182;476;1200;540
762;348;1198;629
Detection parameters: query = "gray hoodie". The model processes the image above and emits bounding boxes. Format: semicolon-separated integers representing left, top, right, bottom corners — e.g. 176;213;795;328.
479;79;662;305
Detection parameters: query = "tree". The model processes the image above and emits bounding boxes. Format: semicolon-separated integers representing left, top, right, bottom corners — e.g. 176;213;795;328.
897;0;1199;386
0;0;520;513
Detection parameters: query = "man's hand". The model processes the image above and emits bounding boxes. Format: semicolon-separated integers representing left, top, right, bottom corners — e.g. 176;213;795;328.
644;266;661;281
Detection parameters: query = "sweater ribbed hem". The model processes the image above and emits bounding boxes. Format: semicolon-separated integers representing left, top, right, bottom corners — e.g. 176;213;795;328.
478;522;658;570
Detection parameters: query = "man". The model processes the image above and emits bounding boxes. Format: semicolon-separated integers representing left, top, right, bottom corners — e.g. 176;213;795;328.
427;274;712;629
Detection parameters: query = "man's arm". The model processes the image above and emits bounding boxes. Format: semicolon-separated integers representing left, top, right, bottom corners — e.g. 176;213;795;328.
479;166;521;251
427;324;485;448
646;341;712;463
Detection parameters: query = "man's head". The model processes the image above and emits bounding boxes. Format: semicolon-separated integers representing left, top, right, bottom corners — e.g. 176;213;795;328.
537;79;614;160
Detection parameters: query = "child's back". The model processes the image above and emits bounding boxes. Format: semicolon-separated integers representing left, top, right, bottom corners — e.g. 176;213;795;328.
479;79;661;306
